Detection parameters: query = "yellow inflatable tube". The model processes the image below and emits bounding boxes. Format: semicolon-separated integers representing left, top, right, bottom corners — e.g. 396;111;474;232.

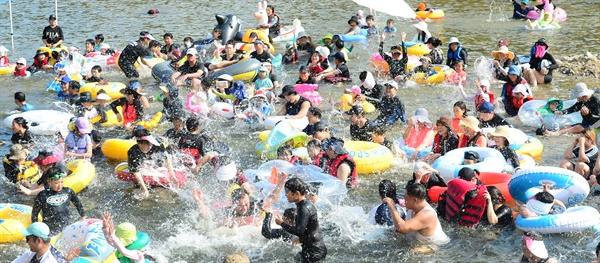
102;139;136;161
136;111;163;130
0;203;40;243
242;29;275;54
416;9;445;20
0;65;15;76
411;65;452;84
91;106;124;127
515;137;544;161
80;82;126;99
345;141;393;174
15;161;42;184
65;160;96;194
37;46;69;65
404;43;430;56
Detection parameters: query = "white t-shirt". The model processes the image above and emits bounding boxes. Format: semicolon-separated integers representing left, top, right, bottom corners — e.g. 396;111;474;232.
12;246;68;263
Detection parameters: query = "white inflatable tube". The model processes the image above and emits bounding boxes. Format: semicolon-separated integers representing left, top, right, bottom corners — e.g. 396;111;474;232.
4;110;73;136
432;147;507;181
515;206;600;234
508;166;590;206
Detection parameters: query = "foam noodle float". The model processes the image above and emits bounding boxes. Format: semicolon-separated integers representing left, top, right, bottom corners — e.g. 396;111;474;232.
518;99;581;130
115;162;187;187
80;82;126;99
264;116;309;130
246;160;348;207
526;8;567;22
0;65;15;76
515;206;600;234
256;120;307;159
345;141;393;174
333;29;368;43
212;102;235;118
136;112;163;130
91;106;124;127
64;160;96;194
415;9;445;20
51;219;116;262
295;84;323;106
151;61;175;82
370;52;421;72
410;65;453;84
208;59;262;82
508;166;589;206
101;139;136;160
3;110;73;136
37;46;69;65
432;147;507;181
427;172;513;203
0;203;38;243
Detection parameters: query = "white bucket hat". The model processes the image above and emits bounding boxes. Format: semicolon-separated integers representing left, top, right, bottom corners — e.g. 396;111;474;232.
569;83;593;99
413;21;428;32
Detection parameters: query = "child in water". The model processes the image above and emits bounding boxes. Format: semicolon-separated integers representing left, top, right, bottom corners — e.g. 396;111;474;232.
382;19;397;35
371;125;396;155
446;61;467;85
520;184;566;218
14;92;35;111
526;11;560;29
282;43;297;64
277;145;301;165
84;65;106;83
0;46;10;66
488;125;520;170
254;66;274;93
458;79;494;111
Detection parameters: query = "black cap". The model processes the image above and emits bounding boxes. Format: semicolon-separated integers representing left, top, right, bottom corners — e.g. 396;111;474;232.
120;87;140;96
278;85;297;98
458;167;476;181
78;92;96;103
345;105;364;116
169;110;186;121
313;122;328;133
463;150;480;161
49;15;57;20
299;66;310;73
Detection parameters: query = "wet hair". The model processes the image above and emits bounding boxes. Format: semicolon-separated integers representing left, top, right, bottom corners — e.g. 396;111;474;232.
386;19;394;24
285;178;307;195
91;65;102;72
283;208;296;221
277;145;293;157
85;39;94;46
132;127;150;138
231;188;250;203
359;71;368;81
372;125;386;136
581;129;597;145
68;81;80;91
200;77;211;89
308;107;322;118
266;5;275;13
596;241;600;257
405;183;427;200
95;34;104;41
534;191;554;204
307;139;321;149
14;92;26;102
455;61;464;67
486;186;506;204
186;117;200;131
249;32;258;38
453;101;468;118
306;182;321;196
163;33;173;39
13;117;28;129
335;39;345;49
183;36;194;43
427;37;443;47
149;40;161;49
46;166;65;181
523;231;544;241
91;130;102;143
378;180;397;199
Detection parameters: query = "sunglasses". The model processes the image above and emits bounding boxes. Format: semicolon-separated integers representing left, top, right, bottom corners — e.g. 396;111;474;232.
137;140;150;145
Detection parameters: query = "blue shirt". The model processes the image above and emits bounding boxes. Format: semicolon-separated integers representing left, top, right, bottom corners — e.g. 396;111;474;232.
382;26;397;33
254;77;273;91
20;103;35;111
512;1;534;19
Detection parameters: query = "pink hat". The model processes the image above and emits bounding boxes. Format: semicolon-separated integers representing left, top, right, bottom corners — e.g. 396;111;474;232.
138;135;160;146
523;234;548;259
345;85;362;95
17;57;27;65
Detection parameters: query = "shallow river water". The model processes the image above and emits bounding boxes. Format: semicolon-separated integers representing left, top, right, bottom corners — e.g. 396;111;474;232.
1;0;600;262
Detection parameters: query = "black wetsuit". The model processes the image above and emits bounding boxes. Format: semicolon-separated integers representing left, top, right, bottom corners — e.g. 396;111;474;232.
118;40;150;78
2;156;20;183
479;114;512;129
127;144;167;173
32;187;85;235
529;52;558;84
281;199;327;263
350;120;374;142
262;212;293;241
481;204;513;227
163;128;187;145
360;84;385;109
11;130;35;145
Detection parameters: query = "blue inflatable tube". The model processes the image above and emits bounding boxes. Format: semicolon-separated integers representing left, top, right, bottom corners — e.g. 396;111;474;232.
515;206;600;234
333;29;368;43
508;166;589;206
399;145;431;159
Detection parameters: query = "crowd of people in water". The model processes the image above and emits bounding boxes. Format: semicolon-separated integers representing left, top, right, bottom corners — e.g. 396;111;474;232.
3;0;600;262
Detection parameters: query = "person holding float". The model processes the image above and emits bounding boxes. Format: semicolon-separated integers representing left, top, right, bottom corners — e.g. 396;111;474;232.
278;85;312;119
322;137;357;188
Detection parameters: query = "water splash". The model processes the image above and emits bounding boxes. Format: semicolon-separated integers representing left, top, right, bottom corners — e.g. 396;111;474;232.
487;0;511;22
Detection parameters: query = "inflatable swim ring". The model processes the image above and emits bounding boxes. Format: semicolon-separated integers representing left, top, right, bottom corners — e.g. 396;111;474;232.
246;160;348;207
295;84;322;106
91;106;124;127
186;92;209;114
151;61;175;82
115;162;186;187
415;9;445;20
79;82;126;99
369;52;421;72
51;219;115;262
518;99;582;130
427;172;513;203
514;137;543;161
526;7;567;22
256;120;307;159
399;145;432;159
432;147;507;181
509;166;589;207
101;139;136;161
241;29;275;54
403;42;431;56
345;141;393;174
3;110;73;136
515;206;599;234
410;65;453;85
37;46;69;65
212;102;235;118
64;160;96;194
82;50;122;74
0;65;15;76
0;203;38;243
333;29;368;43
136;111;163;130
12;160;42;184
208;59;262;82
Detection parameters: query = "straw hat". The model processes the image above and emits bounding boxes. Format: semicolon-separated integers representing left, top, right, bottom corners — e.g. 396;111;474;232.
492;46;515;60
488;125;511;144
460;116;481;132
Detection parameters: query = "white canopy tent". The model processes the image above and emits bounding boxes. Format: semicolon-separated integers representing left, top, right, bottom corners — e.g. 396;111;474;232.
1;0;59;50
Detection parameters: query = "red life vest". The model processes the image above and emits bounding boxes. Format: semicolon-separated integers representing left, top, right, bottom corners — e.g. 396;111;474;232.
512;95;533;110
33;57;49;67
474;92;495;109
444;179;487;227
179;134;201;164
289;155;300;165
326;154;357;188
312;152;327;168
14;67;28;77
122;103;137;125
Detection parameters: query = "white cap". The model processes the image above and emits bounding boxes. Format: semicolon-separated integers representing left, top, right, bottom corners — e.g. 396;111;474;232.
479;79;490;87
215;162;237;181
143;34;155;40
96;93;111;101
186;48;198;56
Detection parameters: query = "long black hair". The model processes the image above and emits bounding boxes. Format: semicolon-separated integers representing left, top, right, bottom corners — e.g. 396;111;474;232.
13;117;28;130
